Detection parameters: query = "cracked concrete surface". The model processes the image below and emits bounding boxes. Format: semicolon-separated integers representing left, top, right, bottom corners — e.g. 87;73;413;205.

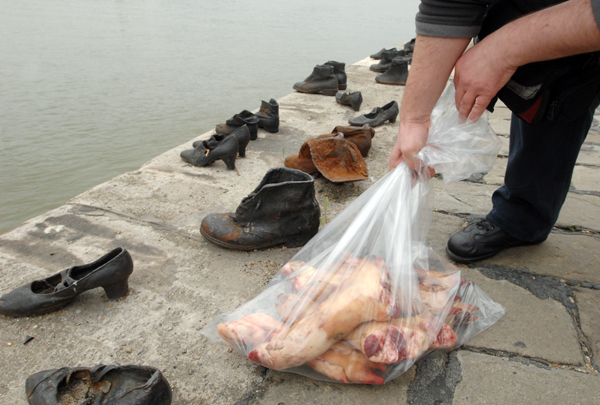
2;52;600;404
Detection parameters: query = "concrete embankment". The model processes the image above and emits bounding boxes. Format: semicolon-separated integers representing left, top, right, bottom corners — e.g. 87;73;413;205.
1;53;600;404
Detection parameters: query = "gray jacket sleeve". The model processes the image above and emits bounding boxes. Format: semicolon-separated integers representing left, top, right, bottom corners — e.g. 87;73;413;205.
416;0;600;38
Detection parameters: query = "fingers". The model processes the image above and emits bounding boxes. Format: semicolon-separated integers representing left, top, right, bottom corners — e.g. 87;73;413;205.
457;91;477;123
467;96;490;122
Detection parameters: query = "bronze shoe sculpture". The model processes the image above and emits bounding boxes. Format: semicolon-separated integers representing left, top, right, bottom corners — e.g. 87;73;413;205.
216;110;260;140
255;99;280;133
370;49;405;73
375;57;410;85
181;134;238;170
321;124;375;157
293;64;338;96
0;247;133;317
335;91;363;111
193;125;250;158
324;61;347;90
348;101;399;127
285;133;368;182
200;168;320;250
26;364;172;405
370;47;397;60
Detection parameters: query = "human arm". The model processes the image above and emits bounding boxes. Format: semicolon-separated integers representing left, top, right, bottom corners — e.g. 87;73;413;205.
389;35;470;170
455;0;600;122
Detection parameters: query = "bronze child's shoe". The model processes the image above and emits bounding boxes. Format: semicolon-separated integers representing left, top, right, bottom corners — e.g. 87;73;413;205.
0;247;133;317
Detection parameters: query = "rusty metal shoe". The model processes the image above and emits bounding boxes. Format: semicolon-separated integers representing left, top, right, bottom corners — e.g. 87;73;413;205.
216;110;260;140
0;247;133;318
200;168;320;250
321;124;375;157
284;141;318;174
26;364;172;405
285;134;368;182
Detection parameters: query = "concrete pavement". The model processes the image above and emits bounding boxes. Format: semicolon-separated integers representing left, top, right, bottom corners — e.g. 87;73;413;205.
1;53;599;404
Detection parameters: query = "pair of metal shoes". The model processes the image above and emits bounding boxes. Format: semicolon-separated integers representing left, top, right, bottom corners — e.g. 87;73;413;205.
293;61;347;96
284;125;375;183
26;364;171;404
180;125;251;170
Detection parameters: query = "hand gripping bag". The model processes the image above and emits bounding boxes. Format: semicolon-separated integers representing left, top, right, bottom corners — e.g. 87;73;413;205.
202;84;506;384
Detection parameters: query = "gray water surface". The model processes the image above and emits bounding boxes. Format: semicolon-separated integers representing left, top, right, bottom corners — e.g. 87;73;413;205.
0;0;419;234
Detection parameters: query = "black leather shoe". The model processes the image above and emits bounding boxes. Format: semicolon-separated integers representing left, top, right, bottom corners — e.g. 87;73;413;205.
348;100;398;127
26;364;172;405
0;247;133;317
446;217;546;263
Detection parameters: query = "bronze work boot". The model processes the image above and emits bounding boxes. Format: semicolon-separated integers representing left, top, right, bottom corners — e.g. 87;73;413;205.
376;57;410;85
200;168;320;250
324;61;347;90
255;99;279;133
293;64;338;96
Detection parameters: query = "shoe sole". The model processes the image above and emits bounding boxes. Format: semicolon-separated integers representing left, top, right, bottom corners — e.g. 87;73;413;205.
293;86;337;96
445;239;546;264
200;228;313;251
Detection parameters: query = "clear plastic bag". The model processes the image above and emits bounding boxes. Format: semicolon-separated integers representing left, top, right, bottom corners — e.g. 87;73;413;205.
202;84;505;384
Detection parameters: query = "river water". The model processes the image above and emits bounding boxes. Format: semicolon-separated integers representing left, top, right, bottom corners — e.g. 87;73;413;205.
0;0;419;234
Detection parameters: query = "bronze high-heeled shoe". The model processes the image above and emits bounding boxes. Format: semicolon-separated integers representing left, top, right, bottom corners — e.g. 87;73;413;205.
193;125;250;157
181;134;238;170
0;247;133;317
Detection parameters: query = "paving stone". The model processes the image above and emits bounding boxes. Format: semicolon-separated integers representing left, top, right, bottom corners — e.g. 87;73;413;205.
473;233;600;284
482;157;507;185
557;193;600;231
431;180;496;215
571;165;600;192
255;367;415;405
459;268;583;365
573;287;600;370
454;351;600;405
576;142;600;166
427;213;466;257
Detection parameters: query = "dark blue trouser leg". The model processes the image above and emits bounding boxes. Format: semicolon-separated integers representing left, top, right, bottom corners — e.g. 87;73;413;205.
487;108;595;242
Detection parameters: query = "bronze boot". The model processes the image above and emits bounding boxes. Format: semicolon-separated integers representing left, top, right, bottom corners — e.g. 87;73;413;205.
200;168;320;250
293;64;338;96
